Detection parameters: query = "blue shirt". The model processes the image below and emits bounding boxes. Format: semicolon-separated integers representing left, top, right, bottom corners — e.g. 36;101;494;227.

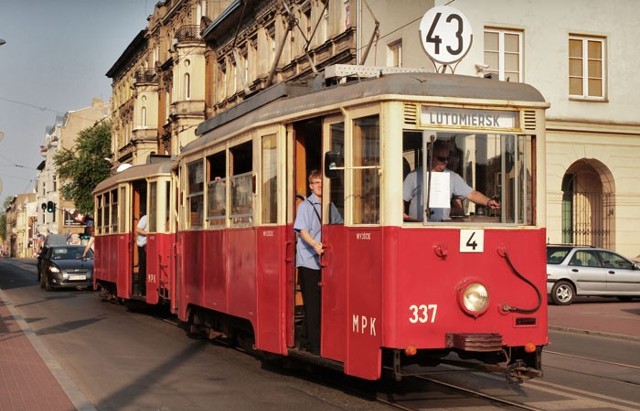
294;193;322;269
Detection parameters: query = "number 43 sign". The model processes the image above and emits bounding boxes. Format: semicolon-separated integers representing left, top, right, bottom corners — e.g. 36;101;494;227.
419;5;473;65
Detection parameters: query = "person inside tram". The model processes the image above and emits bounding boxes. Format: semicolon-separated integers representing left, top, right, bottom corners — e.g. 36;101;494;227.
403;140;501;222
294;170;324;354
136;210;148;296
82;220;95;259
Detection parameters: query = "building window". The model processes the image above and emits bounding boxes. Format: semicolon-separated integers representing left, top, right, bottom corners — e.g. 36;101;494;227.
388;40;402;67
141;107;147;128
184;73;191;100
484;28;522;82
569;35;605;99
218;64;227;102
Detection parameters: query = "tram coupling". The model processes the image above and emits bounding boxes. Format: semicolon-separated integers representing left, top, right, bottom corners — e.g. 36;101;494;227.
506;360;544;384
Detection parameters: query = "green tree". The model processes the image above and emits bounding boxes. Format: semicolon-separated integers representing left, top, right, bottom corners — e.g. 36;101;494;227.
54;120;112;214
0;196;13;242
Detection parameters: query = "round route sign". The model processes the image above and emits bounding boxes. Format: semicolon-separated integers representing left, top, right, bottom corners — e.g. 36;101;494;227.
419;5;473;65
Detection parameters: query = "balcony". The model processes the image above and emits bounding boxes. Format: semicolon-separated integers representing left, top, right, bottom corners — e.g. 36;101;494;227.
175;25;200;43
135;69;158;84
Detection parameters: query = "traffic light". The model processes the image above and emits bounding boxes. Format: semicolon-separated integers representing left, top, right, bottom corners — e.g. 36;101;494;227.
46;201;55;213
41;202;46;211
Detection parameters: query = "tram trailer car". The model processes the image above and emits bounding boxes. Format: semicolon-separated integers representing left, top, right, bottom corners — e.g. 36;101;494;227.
93;162;178;311
93;65;549;383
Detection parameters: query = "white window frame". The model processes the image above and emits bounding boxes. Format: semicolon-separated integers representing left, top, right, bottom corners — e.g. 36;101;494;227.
387;39;402;67
569;35;606;100
484;28;523;82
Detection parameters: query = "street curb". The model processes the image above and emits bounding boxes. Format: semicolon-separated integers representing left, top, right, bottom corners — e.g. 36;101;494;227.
548;324;640;342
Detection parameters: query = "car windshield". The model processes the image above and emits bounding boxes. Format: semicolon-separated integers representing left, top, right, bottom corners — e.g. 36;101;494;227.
52;247;89;260
547;247;572;264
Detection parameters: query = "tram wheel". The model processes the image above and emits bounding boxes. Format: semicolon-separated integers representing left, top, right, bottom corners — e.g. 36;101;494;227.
550;280;574;305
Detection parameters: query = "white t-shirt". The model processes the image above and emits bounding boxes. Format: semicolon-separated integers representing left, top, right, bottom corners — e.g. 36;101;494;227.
137;215;148;247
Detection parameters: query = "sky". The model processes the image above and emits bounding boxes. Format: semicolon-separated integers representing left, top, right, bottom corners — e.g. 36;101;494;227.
0;0;157;205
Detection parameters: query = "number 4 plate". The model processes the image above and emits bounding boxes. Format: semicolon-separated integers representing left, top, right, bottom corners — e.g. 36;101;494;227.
460;229;484;253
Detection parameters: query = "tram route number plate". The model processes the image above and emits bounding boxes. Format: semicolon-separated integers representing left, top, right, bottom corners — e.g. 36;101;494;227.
419;5;473;65
459;229;484;253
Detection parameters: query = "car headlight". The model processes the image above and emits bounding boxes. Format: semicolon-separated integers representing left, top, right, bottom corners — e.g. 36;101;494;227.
457;280;490;318
49;266;60;273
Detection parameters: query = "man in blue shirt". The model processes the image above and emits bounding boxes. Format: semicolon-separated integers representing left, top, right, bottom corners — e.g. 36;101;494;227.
294;170;324;354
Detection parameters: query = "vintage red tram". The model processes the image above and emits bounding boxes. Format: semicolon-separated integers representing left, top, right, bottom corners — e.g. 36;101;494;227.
93;65;549;383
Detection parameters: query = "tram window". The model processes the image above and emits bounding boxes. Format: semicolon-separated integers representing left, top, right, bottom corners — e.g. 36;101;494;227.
402;132;534;224
353;115;380;225
149;182;157;232
328;122;345;225
261;134;277;224
119;187;126;233
230;141;253;225
97;194;104;234
187;161;204;228
110;189;118;234
103;192;111;233
207;151;227;227
164;181;171;232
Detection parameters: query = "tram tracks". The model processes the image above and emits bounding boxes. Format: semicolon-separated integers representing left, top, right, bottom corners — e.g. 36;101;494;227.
376;373;545;410
543;349;640;386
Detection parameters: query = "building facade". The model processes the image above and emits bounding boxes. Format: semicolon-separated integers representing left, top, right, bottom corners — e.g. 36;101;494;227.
36;98;110;239
4;193;36;258
107;0;233;167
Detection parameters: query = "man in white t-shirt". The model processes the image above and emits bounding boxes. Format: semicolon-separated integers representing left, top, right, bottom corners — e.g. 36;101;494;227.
136;213;148;295
403;141;500;222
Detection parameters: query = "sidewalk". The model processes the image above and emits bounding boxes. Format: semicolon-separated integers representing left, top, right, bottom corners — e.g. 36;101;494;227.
547;297;640;341
0;289;95;411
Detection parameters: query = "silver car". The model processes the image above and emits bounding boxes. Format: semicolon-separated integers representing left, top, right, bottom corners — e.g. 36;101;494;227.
546;245;640;305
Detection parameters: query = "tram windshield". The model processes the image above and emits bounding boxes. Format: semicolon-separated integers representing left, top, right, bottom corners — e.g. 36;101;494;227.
402;131;534;225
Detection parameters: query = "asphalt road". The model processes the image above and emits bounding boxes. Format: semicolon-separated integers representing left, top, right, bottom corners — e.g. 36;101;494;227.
0;258;392;411
2;258;639;410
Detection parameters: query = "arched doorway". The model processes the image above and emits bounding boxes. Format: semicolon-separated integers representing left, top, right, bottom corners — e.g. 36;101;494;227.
561;159;614;248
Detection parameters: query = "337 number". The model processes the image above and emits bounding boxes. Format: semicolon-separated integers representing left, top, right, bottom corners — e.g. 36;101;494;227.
409;304;438;324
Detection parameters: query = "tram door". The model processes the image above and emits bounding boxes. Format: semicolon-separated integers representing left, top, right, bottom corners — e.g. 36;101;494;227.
292;119;322;352
320;117;346;361
132;182;147;297
292;117;345;360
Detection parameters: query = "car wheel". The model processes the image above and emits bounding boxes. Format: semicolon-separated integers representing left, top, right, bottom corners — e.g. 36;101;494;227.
550;280;574;305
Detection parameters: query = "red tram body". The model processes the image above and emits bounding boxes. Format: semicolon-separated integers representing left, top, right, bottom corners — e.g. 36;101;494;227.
93;66;549;383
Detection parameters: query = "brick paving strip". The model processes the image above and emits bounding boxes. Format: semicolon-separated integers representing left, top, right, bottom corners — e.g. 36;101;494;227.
0;289;96;411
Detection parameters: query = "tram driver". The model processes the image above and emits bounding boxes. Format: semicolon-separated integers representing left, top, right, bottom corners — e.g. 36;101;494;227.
403;140;500;222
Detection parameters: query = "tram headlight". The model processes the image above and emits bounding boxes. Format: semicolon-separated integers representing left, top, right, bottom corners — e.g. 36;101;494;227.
457;281;490;318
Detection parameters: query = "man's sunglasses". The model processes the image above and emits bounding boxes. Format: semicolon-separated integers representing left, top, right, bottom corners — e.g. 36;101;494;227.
435;155;449;162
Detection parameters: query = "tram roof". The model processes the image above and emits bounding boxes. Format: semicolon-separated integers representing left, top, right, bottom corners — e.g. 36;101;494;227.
93;161;175;194
189;69;546;154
